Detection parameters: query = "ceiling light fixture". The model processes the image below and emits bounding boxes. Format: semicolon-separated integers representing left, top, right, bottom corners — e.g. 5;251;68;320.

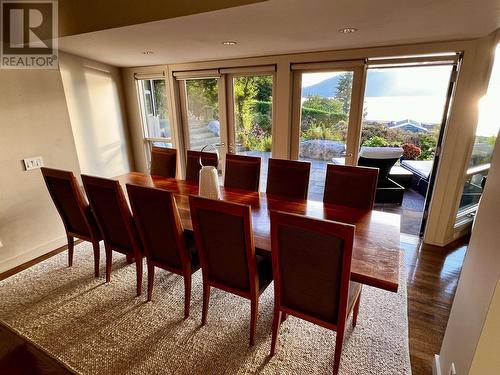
142;51;154;55
222;41;237;46
338;27;358;34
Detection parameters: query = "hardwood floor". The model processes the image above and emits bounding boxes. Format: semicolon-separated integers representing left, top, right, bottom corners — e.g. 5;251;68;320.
0;235;468;374
0;322;73;374
402;234;468;375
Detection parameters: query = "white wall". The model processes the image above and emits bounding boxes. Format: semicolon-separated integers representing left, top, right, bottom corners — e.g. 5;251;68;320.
469;279;500;374
437;133;500;374
0;69;81;273
59;52;134;177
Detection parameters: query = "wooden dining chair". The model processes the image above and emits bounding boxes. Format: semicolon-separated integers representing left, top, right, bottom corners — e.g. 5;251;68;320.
150;147;177;178
323;164;379;209
126;184;200;317
81;175;143;296
41;167;101;277
269;210;362;375
266;158;311;200
185;150;218;183
224;154;261;192
189;195;273;346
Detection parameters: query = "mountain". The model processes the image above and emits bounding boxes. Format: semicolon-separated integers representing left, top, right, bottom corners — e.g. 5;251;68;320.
301;71;444;98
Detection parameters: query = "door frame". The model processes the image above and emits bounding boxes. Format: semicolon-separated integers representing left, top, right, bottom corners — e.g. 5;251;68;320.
290;60;367;165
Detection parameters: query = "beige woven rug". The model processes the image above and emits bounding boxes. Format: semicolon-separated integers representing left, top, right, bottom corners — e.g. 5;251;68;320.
0;243;411;374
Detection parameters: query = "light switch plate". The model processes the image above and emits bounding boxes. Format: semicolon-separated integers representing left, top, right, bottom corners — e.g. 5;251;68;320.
23;156;44;171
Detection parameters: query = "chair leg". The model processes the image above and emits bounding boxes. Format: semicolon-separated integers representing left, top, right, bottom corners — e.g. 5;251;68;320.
201;282;210;326
281;313;288;323
249;297;258;346
352;292;361;328
105;246;112;283
126;254;134;264
270;308;282;357
183;275;192;319
67;235;74;267
136;256;143;296
332;326;345;375
147;263;154;302
92;241;100;278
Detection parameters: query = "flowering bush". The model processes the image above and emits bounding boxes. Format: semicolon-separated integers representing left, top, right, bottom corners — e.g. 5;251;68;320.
402;143;421;160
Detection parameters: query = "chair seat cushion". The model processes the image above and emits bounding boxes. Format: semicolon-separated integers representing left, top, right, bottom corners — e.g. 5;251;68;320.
256;254;273;292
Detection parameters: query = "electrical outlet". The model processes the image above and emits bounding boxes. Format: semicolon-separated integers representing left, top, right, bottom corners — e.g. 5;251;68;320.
23;156;44;171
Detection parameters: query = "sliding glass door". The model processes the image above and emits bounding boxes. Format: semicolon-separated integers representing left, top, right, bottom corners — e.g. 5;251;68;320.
291;63;365;200
226;72;274;189
179;77;222;151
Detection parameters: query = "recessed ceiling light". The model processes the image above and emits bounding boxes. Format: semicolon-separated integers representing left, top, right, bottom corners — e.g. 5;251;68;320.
338;27;358;34
142;51;154;55
222;41;237;46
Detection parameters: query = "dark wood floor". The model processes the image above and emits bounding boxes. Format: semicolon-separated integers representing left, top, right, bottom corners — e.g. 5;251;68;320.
0;235;468;374
402;234;468;375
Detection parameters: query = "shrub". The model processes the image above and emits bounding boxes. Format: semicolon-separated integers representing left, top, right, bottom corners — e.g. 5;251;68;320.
363;136;389;147
402;143;421;160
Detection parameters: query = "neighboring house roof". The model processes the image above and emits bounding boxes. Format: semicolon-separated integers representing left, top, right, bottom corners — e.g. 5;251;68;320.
389;119;428;133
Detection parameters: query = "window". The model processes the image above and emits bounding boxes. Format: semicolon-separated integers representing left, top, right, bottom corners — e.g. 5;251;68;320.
456;45;500;226
137;78;172;166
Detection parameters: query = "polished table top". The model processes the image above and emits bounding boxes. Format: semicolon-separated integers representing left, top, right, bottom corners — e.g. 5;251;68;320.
116;172;401;292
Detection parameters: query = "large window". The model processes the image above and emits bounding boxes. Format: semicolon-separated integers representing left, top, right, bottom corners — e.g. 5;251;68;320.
183;78;221;151
230;74;273;190
291;64;364;201
137;78;172;165
456;44;500;226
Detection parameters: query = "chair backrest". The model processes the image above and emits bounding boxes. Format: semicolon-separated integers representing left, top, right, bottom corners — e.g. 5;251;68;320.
41;167;96;239
323;164;378;209
224;154;261;192
150;147;177;178
358;146;403;180
185;150;218;183
126;184;188;271
266;158;311;200
82;175;139;254
270;210;355;326
189;195;256;294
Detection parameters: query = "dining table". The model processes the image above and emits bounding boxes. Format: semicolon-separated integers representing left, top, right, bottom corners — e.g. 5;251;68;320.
115;172;401;293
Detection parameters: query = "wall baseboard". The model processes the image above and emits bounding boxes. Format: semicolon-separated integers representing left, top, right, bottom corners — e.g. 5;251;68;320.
0;236;67;276
433;354;442;375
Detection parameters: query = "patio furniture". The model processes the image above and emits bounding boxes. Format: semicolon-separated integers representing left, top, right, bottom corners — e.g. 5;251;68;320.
400;159;434;196
358;147;405;205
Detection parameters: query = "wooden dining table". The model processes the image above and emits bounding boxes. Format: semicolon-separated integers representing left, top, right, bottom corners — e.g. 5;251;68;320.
116;172;401;293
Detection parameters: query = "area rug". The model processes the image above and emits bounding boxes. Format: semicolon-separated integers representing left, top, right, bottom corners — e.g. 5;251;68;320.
0;243;411;374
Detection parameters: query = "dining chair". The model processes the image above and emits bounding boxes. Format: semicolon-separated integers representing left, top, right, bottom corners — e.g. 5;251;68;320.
185;150;218;183
266;158;311;200
189;195;273;346
150;146;177;178
323;164;379;209
41;167;101;277
81;175;143;296
269;210;362;375
224;154;261;192
126;184;200;317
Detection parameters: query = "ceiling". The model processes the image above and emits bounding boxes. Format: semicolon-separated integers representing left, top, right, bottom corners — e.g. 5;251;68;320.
58;0;500;68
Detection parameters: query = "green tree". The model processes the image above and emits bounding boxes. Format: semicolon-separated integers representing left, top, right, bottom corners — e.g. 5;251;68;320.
335;73;353;114
302;95;343;113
